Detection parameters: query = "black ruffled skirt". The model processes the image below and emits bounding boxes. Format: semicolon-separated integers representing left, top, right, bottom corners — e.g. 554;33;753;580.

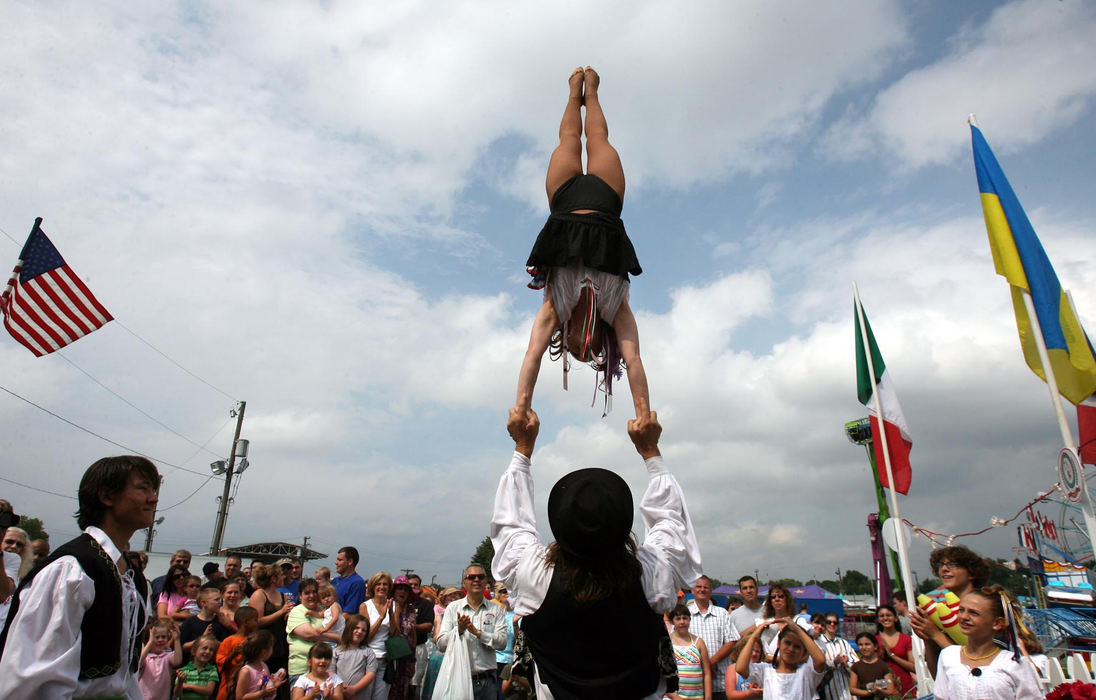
526;211;642;278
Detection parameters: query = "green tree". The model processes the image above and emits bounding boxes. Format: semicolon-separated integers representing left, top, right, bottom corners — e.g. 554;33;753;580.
841;569;872;595
470;536;495;585
768;578;803;588
15;515;48;542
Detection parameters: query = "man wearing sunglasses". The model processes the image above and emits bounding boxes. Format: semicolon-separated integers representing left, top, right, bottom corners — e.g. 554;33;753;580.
437;564;507;700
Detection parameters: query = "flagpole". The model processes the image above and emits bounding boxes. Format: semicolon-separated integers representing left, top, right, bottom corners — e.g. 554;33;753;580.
970;112;1096;560
1017;287;1096;557
852;282;931;695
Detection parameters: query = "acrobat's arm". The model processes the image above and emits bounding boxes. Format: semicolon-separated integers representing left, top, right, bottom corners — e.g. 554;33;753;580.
515;300;557;419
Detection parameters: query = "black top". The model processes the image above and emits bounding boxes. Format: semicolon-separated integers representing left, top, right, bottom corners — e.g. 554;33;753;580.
520;566;664;699
0;533;149;677
550;174;623;217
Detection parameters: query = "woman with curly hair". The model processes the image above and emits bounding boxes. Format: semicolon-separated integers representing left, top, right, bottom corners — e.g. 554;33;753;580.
759;585;807;656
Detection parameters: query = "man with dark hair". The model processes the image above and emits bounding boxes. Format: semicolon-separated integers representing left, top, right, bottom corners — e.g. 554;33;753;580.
332;546;365;619
492;409;701;699
729;575;764;636
0;455;160;699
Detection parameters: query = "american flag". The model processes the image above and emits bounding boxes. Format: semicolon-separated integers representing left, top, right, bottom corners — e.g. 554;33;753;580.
1;218;113;356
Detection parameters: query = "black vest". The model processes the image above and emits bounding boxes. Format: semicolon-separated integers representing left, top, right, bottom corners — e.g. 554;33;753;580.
0;532;148;678
520;566;665;699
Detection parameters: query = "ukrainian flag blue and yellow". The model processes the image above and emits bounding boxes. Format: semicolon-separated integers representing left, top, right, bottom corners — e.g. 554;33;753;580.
972;124;1096;405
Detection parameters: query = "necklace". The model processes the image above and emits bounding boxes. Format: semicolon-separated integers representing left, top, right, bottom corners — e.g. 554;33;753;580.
962;645;998;661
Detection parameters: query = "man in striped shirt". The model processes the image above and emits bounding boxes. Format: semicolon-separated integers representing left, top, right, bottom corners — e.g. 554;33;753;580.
687;575;739;699
818;613;859;700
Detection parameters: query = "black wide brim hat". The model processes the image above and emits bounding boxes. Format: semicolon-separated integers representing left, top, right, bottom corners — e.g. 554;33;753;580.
547;467;633;559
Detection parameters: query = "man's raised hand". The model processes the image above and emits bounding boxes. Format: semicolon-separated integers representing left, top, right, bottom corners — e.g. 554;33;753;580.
508;407;540;457
627;410;662;459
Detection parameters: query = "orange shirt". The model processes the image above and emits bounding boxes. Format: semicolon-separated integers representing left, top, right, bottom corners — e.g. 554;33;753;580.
216;634;247;700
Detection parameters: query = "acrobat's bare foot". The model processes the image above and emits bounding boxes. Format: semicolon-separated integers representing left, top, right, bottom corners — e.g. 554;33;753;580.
583;66;600;99
568;67;584;102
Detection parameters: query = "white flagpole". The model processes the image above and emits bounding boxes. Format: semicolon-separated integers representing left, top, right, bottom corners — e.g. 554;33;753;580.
971;112;1096;560
852;282;931;695
1017;288;1096;555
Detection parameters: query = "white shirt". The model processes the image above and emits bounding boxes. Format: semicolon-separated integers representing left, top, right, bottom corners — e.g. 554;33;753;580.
819;635;859;700
729;604;765;636
748;661;824;700
437;596;507;672
0;526;149;700
491;451;702;700
933;645;1042;700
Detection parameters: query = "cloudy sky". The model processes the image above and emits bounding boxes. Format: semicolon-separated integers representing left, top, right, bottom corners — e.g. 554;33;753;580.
2;0;1095;588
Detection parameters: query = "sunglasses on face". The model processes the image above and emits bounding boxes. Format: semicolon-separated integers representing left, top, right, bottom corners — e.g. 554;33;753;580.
465;574;486;581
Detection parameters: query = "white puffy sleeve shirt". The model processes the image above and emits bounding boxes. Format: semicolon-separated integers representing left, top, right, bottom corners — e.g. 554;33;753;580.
0;526;148;700
490;451;702;617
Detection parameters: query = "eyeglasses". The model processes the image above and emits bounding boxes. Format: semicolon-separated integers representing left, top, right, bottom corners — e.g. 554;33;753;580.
826;620;839;625
465;573;486;581
770;594;787;600
937;561;962;571
3;539;25;549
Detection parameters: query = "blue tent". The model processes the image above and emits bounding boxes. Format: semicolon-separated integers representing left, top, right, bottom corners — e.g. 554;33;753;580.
711;583;845;617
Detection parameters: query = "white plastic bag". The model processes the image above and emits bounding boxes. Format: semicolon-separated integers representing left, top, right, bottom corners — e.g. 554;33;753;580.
433;626;474;699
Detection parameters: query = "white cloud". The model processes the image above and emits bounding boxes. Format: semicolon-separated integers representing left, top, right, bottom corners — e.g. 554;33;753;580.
822;0;1096;168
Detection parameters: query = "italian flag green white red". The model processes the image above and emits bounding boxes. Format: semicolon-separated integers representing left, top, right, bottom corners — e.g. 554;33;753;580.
855;301;912;494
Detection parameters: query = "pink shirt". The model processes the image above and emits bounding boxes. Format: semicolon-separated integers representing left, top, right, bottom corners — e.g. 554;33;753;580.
138;649;176;700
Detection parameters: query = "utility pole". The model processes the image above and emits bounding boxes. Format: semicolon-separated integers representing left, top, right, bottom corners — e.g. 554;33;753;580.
210;401;247;555
300;536;310;563
835;568;843;596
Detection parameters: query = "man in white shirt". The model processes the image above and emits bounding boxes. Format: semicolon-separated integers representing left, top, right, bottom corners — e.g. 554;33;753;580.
0;455;160;700
729;575;765;636
438;564;507;700
688;575;738;700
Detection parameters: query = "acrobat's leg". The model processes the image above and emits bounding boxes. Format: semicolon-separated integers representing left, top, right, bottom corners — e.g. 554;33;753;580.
515;299;559;424
611;299;650;420
545;67;586;204
582;67;625;203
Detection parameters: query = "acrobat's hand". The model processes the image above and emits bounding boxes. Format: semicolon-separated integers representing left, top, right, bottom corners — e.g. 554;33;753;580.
628;411;661;459
508;407;539;458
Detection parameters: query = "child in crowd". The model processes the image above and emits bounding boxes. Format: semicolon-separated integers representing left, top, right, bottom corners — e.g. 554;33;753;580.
849;633;895;698
667;603;711;700
217;607;260;700
180;575;203;617
317;584;345;647
332;615;380;700
181;588;233;657
314;567;332;587
175;634;221;699
139;618;184;700
726;637;763;699
291;642;344;699
735;619;826;700
227;630;286;700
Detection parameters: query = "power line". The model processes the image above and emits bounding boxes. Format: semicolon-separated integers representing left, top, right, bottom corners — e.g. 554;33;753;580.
0;383;208;476
159;476;217;511
0;474;77;500
112;320;237;403
55;351;223;459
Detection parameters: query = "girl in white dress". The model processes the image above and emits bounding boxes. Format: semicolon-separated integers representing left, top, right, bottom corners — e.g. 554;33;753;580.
932;585;1041;700
735;618;826;700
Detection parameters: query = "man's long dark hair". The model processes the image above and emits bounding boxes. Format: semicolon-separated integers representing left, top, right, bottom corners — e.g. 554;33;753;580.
75;455;160;530
544;534;642;603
